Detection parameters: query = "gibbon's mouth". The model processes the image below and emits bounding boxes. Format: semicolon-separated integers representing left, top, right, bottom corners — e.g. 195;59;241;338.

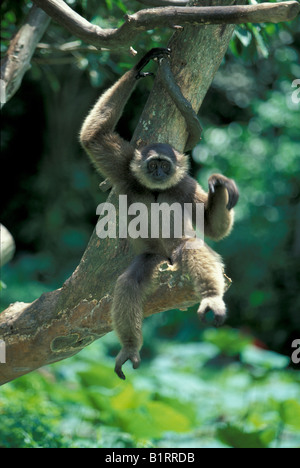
151;173;169;181
142;175;176;190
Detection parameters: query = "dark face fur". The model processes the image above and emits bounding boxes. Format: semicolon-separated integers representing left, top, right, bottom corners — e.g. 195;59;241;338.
146;153;174;183
130;143;189;191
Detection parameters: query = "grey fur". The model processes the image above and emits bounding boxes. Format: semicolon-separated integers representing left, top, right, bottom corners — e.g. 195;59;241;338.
80;49;239;379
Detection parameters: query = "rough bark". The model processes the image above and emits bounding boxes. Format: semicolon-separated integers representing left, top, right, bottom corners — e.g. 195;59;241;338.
136;0;189;6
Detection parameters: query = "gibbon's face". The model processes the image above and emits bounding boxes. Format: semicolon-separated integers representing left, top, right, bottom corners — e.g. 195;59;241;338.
146;153;174;182
130;143;189;191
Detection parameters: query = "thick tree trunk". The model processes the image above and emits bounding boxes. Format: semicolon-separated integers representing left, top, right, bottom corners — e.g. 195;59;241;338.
1;0;247;385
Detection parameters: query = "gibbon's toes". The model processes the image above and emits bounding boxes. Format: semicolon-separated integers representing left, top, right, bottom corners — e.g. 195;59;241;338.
148;47;171;62
135;48;171;79
114;348;141;380
197;297;227;327
136;71;154;80
208;174;239;211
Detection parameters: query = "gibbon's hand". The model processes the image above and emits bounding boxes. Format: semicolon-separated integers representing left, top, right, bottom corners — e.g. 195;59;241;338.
208;174;239;211
115;347;141;380
135;47;171;80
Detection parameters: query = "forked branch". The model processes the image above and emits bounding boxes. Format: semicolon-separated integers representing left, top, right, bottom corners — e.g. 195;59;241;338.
32;0;300;49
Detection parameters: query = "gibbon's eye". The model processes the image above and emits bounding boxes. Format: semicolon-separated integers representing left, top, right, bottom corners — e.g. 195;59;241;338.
148;160;157;171
162;161;171;173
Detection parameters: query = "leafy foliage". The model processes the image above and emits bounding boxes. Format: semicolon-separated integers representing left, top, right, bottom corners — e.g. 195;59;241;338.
1;329;299;448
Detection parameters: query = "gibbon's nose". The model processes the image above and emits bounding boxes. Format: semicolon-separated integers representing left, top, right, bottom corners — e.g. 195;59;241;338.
154;168;166;179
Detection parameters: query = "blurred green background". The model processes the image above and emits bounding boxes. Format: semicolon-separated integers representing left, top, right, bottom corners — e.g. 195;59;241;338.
0;0;300;448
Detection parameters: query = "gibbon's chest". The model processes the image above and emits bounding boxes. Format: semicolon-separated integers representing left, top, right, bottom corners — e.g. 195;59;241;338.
113;187;195;246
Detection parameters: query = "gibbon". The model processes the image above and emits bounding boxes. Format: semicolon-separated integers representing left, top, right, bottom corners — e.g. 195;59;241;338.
80;48;239;379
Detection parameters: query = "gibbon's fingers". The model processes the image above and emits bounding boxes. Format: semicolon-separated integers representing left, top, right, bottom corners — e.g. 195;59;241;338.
213;312;227;327
208;175;239;211
208;181;215;194
220;177;239;211
199;307;227;327
197;297;227;327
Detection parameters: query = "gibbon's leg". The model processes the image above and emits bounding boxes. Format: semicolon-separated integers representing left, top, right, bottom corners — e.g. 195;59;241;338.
174;242;227;326
81;47;171;141
205;174;239;241
113;253;167;380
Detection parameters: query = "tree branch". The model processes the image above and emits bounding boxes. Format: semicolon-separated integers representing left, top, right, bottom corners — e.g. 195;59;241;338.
36;40;100;53
136;0;189;5
0;5;50;108
2;1;298;107
32;0;300;50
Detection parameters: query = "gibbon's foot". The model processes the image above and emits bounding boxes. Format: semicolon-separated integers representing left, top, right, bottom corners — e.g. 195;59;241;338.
135;47;171;80
114;347;141;380
198;296;227;327
208;174;239;211
136;71;154;80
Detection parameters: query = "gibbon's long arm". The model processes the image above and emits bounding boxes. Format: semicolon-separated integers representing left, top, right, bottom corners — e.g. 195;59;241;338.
80;69;138;184
80;48;171;185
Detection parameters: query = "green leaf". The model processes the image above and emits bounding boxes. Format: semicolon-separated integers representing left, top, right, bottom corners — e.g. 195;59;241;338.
110;384;151;410
203;328;252;356
279;400;300;429
235;27;252;47
249;290;271;307
78;364;120;389
116;0;127;14
119;401;192;439
217;424;275;448
251;25;269;58
105;0;113;10
241;346;290;370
